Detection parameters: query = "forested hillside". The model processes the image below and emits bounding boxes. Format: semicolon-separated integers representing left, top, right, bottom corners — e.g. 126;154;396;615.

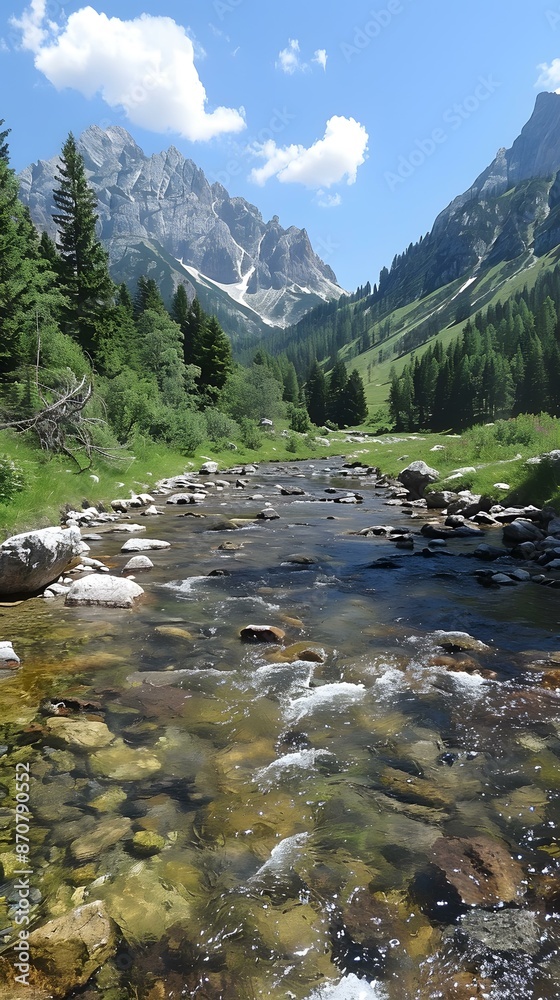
0;120;369;490
389;266;560;431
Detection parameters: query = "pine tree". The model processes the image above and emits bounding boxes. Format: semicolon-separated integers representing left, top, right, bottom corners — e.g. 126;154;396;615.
194;316;233;394
135;276;166;316
52;132;114;360
342;369;368;426
0;125;46;374
305;361;327;425
282;360;299;403
327;358;348;427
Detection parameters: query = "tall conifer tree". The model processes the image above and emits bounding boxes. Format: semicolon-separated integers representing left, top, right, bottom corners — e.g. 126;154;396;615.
52;133;114;361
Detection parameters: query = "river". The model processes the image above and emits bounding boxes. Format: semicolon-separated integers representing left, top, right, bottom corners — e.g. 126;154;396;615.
0;460;558;999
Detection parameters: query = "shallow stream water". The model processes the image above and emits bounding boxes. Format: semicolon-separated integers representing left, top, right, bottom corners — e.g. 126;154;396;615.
0;460;559;999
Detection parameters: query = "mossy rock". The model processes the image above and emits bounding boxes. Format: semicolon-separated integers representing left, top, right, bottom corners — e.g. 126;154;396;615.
131;831;166;856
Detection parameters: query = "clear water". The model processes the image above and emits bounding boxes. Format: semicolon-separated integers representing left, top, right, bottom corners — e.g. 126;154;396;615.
0;461;558;999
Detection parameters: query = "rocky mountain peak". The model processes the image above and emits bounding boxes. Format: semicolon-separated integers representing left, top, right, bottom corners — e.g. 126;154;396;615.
19;126;343;333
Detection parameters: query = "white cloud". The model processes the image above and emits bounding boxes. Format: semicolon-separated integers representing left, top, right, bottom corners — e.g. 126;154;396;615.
10;4;246;141
536;59;560;92
317;190;342;208
249;116;368;189
277;38;301;75
276;38;328;74
11;0;53;52
313;49;327;71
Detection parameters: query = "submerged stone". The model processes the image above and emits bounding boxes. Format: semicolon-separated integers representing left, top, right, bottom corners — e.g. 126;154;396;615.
71;817;132;861
98;867;193;945
131;830;166;856
45;718;114;751
458;908;541;955
155;625;194;640
89;740;162;781
27;901;117;997
431;835;525;906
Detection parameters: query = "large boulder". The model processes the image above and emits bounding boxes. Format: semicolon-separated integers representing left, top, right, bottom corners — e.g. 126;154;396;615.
398;461;439;499
0;526;81;597
65;575;144;608
503;519;544;545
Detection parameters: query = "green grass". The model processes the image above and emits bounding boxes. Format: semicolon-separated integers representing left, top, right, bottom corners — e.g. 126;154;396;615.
2;413;559;537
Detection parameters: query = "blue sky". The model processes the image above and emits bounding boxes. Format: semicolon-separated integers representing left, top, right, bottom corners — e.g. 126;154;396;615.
2;0;560;291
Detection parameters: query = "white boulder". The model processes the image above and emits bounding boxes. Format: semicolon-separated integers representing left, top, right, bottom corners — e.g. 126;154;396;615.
65;575;144;608
0;526;81;597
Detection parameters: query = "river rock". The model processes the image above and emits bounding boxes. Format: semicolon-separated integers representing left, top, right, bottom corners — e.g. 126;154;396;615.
491;573;517;586
131;830;166;856
426;491;459;509
25;902;116;997
108;523;146;533
430;631;490;653
503;519;544;545
123;555;154;571
167;493;206;504
89;740;162;780
200;461;219;474
257;508;280;520
65;575;144;608
155;625;194;640
458;908;541;955
0;642;19;668
431;835;525;906
399;461;439;499
421;523;455;540
98;867;192;945
240;625;286;643
495;505;543;523
45;718;114;751
0;525;81;597
121;538;171;552
547;516;560;536
71;816;132;861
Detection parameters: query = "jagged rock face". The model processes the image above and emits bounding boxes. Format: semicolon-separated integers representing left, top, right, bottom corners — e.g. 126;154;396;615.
378;92;560;307
19;125;342;330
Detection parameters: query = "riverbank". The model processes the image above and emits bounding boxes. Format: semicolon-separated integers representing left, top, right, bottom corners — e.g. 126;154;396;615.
1;413;559;538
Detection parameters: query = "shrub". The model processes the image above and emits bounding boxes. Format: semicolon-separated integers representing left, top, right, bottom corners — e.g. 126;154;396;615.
285;433;299;454
239;418;262;451
176;411;208;455
0;456;26;505
290;407;311;433
205;409;240;444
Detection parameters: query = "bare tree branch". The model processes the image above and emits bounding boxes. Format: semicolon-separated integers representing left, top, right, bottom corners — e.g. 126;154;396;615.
0;371;128;471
